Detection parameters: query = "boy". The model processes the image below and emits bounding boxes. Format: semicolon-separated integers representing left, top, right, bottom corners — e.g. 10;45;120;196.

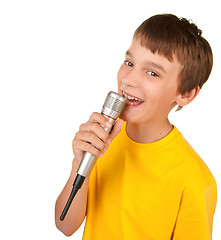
55;14;217;239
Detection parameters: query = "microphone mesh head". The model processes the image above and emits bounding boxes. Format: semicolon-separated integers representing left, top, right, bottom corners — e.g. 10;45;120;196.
103;91;126;113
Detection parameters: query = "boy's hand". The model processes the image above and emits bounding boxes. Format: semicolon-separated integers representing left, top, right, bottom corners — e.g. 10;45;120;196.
72;112;124;164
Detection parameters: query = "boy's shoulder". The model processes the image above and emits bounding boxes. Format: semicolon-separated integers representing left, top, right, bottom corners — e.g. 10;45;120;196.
175;129;216;191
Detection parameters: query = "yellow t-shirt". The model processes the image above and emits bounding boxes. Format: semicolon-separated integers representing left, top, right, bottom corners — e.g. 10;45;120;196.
82;123;217;240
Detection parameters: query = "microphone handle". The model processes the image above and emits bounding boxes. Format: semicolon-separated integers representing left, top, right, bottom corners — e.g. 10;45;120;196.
59;114;115;221
77;113;115;177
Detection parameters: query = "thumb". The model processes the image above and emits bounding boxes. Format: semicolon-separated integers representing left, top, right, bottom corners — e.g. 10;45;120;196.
109;119;125;142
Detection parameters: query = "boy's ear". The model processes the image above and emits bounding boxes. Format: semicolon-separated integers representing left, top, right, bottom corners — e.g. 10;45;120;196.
176;86;200;107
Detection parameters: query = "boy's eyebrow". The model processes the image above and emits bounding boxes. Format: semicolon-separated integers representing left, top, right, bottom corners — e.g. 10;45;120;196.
125;50;166;73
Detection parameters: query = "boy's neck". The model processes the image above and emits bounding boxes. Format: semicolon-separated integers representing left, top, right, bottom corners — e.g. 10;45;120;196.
126;119;173;144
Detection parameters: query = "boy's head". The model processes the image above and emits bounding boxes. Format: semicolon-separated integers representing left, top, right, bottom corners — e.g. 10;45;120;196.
118;14;213;123
133;14;213;96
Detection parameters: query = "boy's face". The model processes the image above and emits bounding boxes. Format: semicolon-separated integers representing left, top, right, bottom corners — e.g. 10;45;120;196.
117;38;182;124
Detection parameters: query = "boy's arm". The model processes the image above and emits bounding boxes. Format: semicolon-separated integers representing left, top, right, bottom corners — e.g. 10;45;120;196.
172;178;217;240
55;158;89;236
55;113;124;236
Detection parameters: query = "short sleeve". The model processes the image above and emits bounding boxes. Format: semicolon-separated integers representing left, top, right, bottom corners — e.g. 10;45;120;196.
172;178;217;240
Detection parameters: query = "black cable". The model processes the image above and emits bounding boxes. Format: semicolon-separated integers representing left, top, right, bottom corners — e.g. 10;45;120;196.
60;174;85;221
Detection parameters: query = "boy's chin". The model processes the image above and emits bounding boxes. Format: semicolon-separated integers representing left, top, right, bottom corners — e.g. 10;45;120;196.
119;109;137;123
119;111;128;122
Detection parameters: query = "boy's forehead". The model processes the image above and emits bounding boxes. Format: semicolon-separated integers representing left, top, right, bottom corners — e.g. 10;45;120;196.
126;38;182;71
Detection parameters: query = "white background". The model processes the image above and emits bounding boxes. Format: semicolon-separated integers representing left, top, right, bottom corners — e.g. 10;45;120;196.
0;0;220;239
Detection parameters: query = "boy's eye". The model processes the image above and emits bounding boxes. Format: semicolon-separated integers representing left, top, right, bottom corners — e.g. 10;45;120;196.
147;71;159;77
124;60;133;67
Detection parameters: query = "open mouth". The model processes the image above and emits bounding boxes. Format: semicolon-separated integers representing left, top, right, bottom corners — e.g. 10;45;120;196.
122;91;144;106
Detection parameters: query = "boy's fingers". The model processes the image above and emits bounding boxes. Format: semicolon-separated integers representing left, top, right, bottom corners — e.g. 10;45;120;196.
89;112;112;128
79;121;110;143
109;119;124;142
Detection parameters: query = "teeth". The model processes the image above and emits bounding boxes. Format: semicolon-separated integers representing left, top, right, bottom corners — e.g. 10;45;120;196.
122;91;143;102
128;101;134;106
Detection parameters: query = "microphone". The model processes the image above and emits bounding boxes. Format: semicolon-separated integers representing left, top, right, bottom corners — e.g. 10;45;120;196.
60;91;126;221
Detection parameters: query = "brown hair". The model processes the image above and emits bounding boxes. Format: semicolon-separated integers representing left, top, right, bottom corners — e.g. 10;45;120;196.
133;14;213;96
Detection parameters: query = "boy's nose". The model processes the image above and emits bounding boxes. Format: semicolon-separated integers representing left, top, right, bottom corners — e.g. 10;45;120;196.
122;70;138;88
